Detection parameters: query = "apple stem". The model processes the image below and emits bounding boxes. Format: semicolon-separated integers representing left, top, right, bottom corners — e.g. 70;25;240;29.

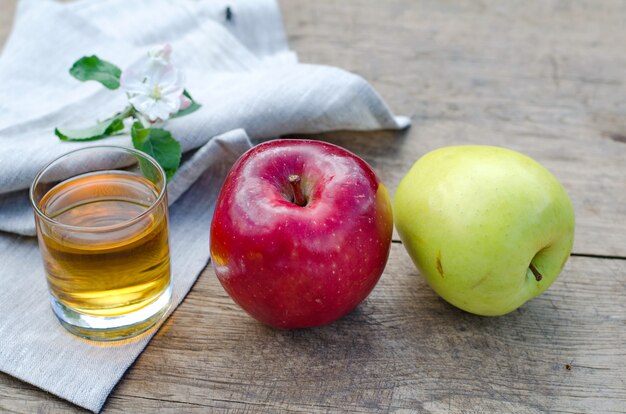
288;175;307;207
529;263;543;282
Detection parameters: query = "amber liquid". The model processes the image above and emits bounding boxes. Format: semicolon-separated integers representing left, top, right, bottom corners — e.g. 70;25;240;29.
37;171;170;317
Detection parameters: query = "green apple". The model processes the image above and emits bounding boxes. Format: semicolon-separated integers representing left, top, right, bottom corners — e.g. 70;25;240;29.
394;145;575;316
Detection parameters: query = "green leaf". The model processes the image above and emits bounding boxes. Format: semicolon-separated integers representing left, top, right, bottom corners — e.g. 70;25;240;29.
131;122;182;180
171;90;201;119
69;55;122;90
55;114;126;141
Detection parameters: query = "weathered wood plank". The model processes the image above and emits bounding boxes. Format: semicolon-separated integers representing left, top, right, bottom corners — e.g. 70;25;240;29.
0;0;17;51
3;246;623;413
280;0;626;257
104;249;626;413
0;1;625;413
1;0;625;257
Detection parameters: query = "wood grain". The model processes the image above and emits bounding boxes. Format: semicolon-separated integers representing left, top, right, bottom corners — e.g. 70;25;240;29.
109;249;626;413
2;245;623;413
279;0;626;258
0;1;625;413
2;0;625;257
0;0;17;51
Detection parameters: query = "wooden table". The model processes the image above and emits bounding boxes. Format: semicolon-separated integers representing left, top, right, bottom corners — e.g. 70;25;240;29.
1;1;625;412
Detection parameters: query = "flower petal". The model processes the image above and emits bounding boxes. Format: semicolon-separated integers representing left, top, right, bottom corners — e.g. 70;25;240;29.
161;95;181;114
121;71;147;95
120;59;155;95
152;100;174;121
154;64;180;87
122;44;190;122
179;94;192;110
129;95;158;120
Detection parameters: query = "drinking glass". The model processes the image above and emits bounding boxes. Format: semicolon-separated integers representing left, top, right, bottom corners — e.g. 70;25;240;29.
30;146;172;341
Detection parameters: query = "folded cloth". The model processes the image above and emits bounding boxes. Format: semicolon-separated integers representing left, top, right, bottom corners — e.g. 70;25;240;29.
0;0;409;411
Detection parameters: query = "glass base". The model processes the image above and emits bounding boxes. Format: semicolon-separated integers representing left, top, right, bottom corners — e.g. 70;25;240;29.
50;285;172;341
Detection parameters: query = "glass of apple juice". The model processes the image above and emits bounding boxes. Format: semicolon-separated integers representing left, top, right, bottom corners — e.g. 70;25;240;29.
30;146;172;341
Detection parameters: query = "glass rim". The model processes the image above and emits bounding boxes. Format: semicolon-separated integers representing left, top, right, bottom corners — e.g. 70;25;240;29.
29;145;167;232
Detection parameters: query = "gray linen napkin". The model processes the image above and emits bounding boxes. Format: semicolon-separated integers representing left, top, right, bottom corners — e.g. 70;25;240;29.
0;0;409;411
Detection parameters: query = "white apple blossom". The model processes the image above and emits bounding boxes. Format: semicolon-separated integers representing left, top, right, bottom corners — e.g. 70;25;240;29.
120;44;191;122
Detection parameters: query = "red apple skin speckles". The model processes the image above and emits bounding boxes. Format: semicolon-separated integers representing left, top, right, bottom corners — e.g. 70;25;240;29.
210;139;393;329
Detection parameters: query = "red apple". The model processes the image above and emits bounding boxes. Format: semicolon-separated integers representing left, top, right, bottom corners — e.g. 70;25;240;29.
210;139;393;329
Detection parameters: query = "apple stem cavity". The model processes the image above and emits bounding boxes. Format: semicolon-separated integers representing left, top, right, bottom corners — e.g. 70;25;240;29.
529;263;543;282
288;174;307;207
